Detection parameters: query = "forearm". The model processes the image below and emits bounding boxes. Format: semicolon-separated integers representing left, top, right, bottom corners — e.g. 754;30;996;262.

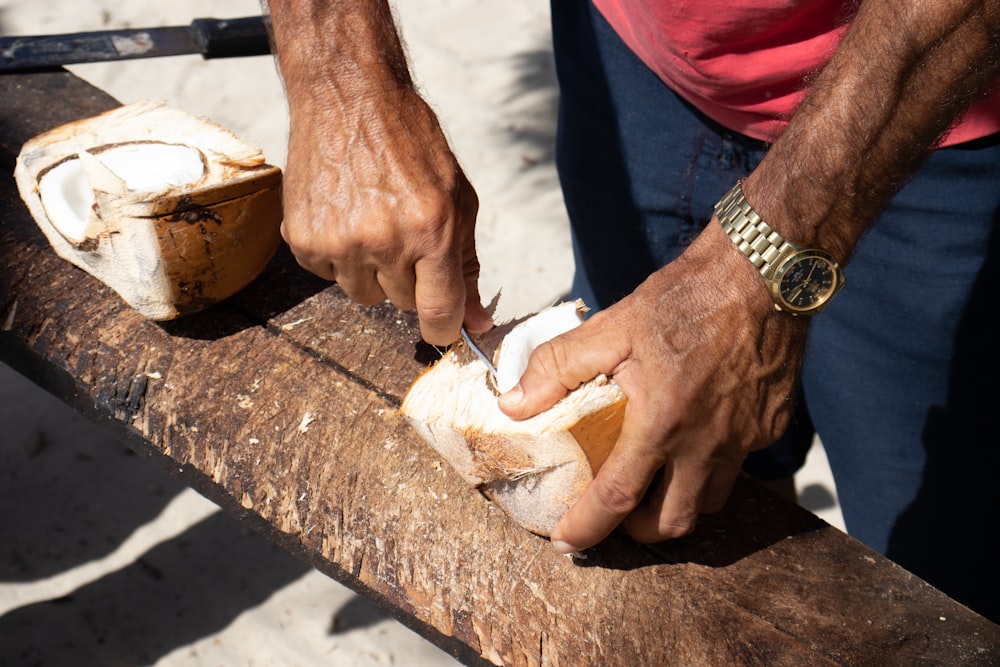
744;0;1000;261
264;0;412;103
263;0;423;154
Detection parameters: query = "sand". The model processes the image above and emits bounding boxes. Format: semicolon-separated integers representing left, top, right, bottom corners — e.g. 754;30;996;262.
0;0;843;664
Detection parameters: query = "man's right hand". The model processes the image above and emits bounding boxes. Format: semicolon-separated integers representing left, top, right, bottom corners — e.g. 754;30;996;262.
267;0;492;346
281;87;492;346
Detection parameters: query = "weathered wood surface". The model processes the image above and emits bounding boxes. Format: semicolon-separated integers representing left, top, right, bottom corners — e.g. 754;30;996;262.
1;71;997;666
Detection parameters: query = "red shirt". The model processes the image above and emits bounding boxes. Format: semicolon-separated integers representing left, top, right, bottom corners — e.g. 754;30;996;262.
593;0;1000;146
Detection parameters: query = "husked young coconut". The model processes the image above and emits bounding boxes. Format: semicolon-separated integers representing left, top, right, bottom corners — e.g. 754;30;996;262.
14;100;283;320
400;301;626;536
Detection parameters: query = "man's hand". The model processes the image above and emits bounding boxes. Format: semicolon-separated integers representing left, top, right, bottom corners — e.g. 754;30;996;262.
502;0;1000;553
281;87;492;345
499;223;808;553
266;0;492;346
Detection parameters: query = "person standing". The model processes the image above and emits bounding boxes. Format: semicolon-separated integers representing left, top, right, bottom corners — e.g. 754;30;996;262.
264;0;1000;620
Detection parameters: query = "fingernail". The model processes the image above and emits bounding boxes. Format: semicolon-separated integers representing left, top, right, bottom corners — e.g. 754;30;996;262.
498;385;523;411
551;539;577;555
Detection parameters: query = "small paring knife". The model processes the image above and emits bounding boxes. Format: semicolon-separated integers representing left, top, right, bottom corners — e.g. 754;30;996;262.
460;327;498;380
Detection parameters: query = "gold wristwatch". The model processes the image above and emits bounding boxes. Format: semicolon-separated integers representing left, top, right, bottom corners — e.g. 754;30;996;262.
714;181;844;315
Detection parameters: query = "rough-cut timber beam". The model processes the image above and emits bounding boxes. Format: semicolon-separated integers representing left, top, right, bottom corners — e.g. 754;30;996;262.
1;71;997;666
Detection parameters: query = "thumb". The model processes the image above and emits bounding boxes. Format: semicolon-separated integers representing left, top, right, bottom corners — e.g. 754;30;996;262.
461;252;493;335
498;317;628;420
457;176;493;335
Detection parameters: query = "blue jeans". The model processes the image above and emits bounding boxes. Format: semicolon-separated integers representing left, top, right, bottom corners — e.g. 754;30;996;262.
552;0;1000;621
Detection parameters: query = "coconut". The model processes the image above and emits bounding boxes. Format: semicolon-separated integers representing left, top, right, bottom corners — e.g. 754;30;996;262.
14;100;283;320
400;300;626;536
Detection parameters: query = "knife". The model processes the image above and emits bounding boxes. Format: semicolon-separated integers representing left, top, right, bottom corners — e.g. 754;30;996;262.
461;327;499;380
0;16;270;72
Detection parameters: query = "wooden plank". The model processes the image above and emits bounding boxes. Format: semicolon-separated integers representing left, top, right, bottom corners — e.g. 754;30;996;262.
2;70;997;666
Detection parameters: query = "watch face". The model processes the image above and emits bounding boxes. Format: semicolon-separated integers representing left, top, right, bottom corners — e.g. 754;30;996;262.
773;251;844;314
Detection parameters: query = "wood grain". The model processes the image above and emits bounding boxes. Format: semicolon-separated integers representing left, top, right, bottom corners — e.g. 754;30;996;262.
2;70;997;666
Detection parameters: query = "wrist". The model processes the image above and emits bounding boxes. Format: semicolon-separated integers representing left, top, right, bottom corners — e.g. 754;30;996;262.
714;181;845;316
682;215;776;315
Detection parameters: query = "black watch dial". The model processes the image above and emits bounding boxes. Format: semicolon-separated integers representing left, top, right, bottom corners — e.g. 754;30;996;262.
773;251;844;314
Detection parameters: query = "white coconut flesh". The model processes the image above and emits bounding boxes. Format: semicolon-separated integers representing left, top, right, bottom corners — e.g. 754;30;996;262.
404;301;607;436
38;142;206;244
493;300;586;394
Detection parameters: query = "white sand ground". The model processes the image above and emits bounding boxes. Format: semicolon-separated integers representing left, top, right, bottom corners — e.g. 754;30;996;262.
0;1;844;664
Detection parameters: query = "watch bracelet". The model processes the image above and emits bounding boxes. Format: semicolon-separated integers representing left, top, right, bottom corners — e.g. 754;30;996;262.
713;182;796;281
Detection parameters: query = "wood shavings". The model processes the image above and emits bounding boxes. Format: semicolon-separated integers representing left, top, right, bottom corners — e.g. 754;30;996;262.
297;412;316;434
281;317;313;331
2;299;16;331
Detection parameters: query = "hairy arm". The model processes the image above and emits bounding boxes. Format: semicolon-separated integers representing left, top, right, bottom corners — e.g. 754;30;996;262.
262;0;492;345
502;0;1000;553
744;0;1000;252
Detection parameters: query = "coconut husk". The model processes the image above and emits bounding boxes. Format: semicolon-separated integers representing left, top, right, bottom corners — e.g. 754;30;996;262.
400;301;626;536
14;100;283;320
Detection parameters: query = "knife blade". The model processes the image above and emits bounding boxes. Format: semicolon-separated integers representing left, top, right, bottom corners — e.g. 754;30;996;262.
461;327;499;380
0;16;270;72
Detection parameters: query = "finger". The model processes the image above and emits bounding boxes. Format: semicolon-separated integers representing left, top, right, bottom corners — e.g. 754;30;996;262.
464;294;494;335
333;266;388;306
549;412;666;553
413;252;466;346
452;175;492;334
291;255;337;282
619;464;670;542
377;261;492;337
623;453;743;543
700;464;741;514
280;214;341;281
498;315;628;420
375;267;418;312
460;250;492;335
283;235;338;282
623;459;703;543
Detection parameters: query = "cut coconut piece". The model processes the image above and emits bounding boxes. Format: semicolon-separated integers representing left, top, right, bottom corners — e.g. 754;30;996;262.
493;300;588;394
400;300;626;536
14;100;283;321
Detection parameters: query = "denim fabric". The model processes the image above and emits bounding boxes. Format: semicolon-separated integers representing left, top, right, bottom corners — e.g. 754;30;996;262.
551;0;999;620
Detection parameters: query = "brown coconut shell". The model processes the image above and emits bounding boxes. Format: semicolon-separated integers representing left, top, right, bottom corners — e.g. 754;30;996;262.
14;100;283;320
